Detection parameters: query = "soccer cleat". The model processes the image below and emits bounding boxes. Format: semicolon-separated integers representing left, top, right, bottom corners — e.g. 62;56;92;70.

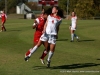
24;56;30;61
77;39;80;42
47;60;51;68
70;40;74;42
4;29;6;31
77;37;80;42
40;58;45;64
24;48;32;61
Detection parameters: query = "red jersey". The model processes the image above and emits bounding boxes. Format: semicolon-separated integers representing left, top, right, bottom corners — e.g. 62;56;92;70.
34;17;46;43
1;13;7;22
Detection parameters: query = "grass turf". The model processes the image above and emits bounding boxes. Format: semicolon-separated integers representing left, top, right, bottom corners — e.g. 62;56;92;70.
0;19;100;75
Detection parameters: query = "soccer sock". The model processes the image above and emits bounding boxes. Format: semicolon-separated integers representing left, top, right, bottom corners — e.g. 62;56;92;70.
40;50;48;60
71;33;74;41
74;34;79;39
29;45;38;56
74;34;77;37
47;51;54;62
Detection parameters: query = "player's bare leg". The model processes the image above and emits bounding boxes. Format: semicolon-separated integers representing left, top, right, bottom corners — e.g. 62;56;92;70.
1;22;6;32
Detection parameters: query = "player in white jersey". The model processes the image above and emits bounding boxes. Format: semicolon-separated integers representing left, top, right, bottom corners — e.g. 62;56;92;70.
24;6;63;68
70;12;79;42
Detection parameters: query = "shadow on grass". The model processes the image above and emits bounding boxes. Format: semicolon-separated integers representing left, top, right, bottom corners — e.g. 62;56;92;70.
80;40;95;42
51;63;100;69
97;59;100;60
32;63;100;70
57;39;68;41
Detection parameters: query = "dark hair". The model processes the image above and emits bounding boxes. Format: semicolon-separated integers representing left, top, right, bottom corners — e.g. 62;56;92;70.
51;6;64;18
57;8;64;18
3;9;5;13
43;6;64;18
43;7;52;15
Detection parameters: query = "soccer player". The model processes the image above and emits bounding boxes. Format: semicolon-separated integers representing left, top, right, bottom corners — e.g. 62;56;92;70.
25;11;48;61
32;11;48;46
25;6;63;68
0;10;7;32
70;12;79;42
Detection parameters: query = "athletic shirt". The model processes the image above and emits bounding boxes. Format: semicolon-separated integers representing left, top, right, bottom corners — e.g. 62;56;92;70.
46;14;62;35
35;17;46;33
71;16;77;27
0;13;7;22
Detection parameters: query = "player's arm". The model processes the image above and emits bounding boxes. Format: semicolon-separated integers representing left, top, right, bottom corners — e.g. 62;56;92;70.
32;18;39;29
42;20;48;33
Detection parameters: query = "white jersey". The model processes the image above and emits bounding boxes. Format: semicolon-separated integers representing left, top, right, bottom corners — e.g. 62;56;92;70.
71;16;77;28
46;15;62;35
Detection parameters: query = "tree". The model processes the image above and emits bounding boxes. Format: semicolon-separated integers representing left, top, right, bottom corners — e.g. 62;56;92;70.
58;0;67;14
0;0;29;13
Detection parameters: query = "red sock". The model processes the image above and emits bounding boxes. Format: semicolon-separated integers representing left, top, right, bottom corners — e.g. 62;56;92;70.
26;50;30;56
40;50;48;60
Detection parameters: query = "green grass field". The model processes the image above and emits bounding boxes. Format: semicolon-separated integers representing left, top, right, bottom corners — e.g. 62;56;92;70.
0;19;100;75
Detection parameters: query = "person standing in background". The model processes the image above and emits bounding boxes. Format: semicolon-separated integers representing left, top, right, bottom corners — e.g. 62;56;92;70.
69;12;79;42
0;10;7;32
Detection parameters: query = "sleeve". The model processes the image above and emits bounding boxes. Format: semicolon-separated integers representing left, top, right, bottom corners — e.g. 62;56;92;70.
57;19;62;26
35;18;39;24
33;18;40;26
47;15;50;20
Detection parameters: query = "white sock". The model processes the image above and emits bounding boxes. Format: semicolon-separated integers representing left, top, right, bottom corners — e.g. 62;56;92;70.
30;45;38;56
47;51;54;62
71;34;74;41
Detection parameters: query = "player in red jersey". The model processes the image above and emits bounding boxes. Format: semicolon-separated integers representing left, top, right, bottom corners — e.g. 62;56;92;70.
0;10;7;32
25;11;49;63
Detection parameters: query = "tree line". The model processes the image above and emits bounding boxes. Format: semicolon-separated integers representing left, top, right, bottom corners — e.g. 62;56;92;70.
0;0;100;18
59;0;100;19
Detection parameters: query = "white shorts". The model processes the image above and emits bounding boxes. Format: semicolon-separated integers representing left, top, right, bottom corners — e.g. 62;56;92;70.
40;33;56;44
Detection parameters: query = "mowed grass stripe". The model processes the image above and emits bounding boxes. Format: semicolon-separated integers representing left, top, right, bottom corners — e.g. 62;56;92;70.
0;19;100;75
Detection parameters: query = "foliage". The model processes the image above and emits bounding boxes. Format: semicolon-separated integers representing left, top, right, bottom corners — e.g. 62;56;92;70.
0;0;28;13
59;0;100;18
0;0;100;18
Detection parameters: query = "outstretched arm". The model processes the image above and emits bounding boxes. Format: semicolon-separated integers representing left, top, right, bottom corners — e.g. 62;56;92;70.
32;18;39;29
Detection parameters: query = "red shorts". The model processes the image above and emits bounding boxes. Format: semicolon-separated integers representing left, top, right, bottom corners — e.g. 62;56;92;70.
33;32;42;44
